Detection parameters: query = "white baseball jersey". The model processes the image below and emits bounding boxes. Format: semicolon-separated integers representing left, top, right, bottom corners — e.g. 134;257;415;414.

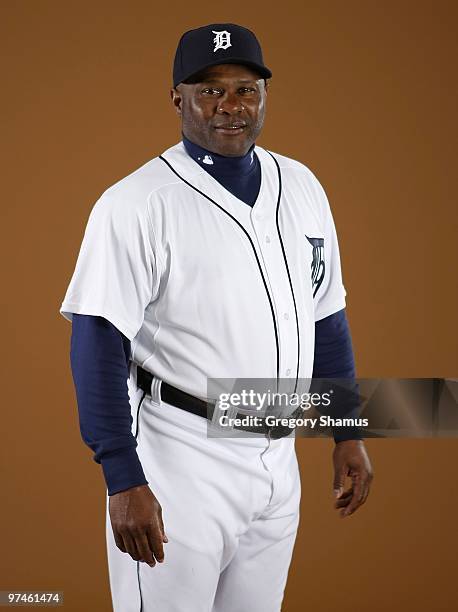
60;141;346;398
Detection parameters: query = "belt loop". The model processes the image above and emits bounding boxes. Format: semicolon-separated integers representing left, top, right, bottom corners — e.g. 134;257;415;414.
136;364;162;405
210;398;225;429
150;376;162;405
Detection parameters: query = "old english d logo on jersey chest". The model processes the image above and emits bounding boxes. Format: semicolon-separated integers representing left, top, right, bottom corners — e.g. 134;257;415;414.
305;235;325;297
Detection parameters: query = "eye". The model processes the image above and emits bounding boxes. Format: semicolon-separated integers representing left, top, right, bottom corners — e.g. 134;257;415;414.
201;87;223;95
239;87;256;94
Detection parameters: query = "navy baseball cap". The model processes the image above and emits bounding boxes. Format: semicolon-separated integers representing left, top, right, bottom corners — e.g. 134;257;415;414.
173;23;272;88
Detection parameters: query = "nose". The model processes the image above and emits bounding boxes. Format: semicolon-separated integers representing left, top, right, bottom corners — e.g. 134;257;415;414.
216;91;245;115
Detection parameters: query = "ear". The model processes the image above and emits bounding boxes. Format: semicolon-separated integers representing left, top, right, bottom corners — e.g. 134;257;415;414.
170;87;182;116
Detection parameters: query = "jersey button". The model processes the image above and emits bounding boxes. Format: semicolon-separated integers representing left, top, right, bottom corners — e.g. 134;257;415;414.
286;369;291;376
265;235;271;243
283;312;289;320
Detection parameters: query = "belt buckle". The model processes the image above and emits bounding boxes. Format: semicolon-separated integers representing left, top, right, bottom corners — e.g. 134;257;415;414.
209;397;236;431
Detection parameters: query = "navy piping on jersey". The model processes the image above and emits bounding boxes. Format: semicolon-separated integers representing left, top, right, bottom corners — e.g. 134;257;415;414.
159;154;281;386
135;391;146;612
135;392;146;440
267;151;301;393
137;559;143;612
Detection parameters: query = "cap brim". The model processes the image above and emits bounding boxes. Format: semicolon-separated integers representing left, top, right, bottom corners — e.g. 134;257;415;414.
174;58;272;87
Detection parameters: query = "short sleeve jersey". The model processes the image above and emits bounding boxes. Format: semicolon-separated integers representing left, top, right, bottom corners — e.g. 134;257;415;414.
60;142;347;398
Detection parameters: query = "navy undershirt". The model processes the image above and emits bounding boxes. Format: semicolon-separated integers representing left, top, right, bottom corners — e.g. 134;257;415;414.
181;133;261;206
70;137;361;496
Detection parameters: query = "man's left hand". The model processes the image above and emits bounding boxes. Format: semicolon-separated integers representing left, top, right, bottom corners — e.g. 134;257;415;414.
332;440;373;517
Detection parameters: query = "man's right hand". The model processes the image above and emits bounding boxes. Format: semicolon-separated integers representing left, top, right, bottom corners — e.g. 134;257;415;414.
109;484;168;567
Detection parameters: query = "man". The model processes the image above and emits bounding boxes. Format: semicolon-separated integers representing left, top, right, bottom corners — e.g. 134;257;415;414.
60;23;373;612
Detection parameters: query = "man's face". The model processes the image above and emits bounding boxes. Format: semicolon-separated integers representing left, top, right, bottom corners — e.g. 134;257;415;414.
170;63;268;157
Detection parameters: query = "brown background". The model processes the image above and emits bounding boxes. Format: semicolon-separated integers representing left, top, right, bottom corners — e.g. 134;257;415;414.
1;1;457;610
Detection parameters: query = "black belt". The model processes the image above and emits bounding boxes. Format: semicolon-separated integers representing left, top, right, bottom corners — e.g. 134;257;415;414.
136;365;298;439
137;365;216;420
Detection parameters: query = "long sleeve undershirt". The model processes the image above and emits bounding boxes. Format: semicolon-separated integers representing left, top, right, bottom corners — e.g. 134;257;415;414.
70;315;148;495
70;308;361;495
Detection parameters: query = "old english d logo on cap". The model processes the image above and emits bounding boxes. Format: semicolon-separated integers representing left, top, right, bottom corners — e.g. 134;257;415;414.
172;23;272;88
212;30;232;52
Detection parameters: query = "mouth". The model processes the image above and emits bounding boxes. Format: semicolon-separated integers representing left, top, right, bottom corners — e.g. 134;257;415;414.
214;123;247;135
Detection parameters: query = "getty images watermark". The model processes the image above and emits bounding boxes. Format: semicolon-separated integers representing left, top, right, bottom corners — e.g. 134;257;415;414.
205;378;458;438
215;387;366;430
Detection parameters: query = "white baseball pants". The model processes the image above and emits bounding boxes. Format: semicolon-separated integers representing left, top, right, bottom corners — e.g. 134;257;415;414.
106;395;301;612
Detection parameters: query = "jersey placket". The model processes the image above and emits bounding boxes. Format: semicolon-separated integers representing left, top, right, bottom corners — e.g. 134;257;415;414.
249;179;299;395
